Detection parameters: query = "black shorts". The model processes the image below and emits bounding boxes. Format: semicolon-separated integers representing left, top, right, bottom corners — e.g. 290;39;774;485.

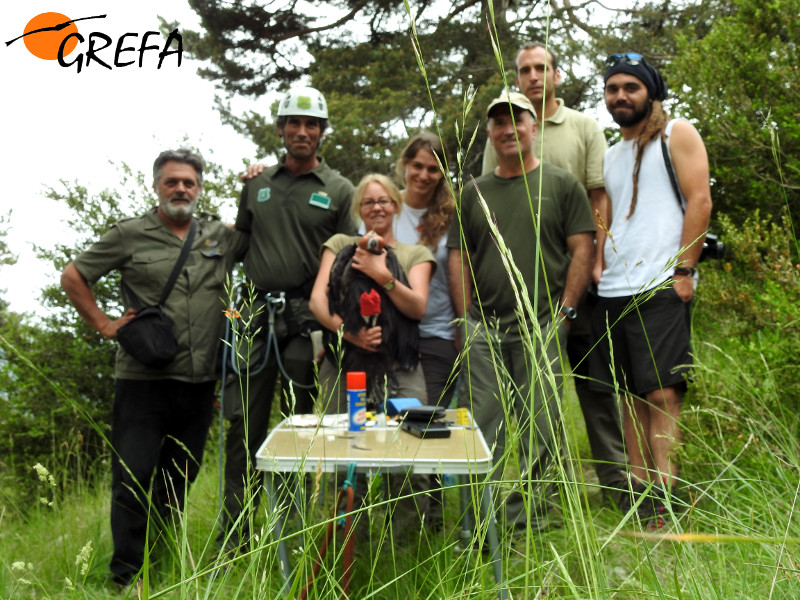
589;286;692;397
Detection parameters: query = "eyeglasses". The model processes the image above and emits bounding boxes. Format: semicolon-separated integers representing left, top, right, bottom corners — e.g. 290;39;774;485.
606;53;644;67
361;197;393;208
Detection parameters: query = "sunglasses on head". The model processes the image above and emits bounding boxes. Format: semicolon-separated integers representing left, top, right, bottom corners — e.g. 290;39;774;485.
606;53;644;67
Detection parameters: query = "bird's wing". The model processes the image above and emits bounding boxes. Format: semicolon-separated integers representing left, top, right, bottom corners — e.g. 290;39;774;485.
381;249;419;370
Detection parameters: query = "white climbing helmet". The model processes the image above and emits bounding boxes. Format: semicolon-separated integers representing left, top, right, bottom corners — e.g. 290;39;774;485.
276;86;328;119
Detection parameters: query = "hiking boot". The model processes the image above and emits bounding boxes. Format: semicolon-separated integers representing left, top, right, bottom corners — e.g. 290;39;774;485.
646;503;669;531
617;481;666;524
609;480;635;515
638;484;667;521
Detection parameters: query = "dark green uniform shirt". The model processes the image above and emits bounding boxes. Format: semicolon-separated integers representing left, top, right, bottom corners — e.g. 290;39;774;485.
236;158;356;292
73;209;248;382
447;162;594;328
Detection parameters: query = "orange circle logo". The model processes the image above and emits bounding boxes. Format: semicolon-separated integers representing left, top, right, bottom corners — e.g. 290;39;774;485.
23;12;79;60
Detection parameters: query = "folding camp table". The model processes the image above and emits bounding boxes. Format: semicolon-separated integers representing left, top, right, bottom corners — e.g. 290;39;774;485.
255;409;507;598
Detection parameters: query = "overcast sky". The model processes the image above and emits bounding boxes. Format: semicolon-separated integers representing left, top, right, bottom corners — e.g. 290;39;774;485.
1;1;259;315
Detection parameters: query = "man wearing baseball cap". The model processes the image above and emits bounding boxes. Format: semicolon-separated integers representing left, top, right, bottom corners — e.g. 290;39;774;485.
590;54;712;529
483;43;629;511
220;86;357;548
448;90;595;532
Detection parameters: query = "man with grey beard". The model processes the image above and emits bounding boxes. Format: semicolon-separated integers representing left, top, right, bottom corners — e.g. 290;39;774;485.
61;148;248;588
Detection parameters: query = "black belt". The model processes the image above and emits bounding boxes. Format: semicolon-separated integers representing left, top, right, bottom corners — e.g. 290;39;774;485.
255;280;313;301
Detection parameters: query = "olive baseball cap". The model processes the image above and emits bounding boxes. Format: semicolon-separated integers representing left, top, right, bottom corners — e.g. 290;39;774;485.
486;91;536;119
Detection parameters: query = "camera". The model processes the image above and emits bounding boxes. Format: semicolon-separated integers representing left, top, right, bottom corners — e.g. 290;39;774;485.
700;232;725;262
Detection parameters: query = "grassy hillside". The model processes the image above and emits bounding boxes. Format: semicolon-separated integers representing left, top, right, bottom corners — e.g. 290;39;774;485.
3;337;800;599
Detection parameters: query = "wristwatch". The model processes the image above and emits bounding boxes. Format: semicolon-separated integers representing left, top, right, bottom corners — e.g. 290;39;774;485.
560;305;577;321
382;277;396;291
673;266;696;277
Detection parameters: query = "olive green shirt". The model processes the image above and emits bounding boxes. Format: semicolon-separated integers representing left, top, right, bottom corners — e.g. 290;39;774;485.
236;158;356;292
73;209;248;382
323;234;436;278
447;163;594;328
481;98;607;191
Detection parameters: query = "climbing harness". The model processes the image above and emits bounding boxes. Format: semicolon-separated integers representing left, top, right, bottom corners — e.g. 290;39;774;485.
224;288;316;388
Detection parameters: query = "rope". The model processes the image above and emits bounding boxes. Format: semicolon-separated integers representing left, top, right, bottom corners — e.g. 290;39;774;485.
227;290;315;389
216;285;315;534
217;331;229;518
216;279;248;520
300;463;358;600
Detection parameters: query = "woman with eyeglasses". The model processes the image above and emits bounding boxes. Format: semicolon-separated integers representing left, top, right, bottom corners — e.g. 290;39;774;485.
309;173;435;409
310;174;435;538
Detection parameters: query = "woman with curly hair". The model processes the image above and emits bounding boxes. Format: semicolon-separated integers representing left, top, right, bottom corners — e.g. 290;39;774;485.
393;131;459;410
393;131;458;531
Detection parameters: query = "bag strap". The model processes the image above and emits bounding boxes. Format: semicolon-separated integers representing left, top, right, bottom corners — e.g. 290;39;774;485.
660;120;686;214
122;218;198;309
157;218;197;305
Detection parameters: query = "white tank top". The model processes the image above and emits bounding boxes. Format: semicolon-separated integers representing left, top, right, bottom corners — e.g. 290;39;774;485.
599;120;685;297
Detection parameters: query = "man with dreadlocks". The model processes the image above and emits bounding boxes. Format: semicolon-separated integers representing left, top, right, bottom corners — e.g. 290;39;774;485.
590;54;712;530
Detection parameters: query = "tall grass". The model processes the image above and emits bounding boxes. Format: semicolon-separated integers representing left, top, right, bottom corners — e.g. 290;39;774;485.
3;5;800;600
4;347;800;599
3;333;800;599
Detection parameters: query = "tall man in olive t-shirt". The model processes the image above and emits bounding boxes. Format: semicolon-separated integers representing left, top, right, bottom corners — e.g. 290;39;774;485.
448;91;594;530
220;87;356;547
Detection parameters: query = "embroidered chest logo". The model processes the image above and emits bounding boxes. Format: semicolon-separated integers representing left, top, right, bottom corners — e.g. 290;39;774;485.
257;188;271;203
202;237;222;257
309;192;331;209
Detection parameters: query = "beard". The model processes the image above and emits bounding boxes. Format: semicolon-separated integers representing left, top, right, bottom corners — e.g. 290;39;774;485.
160;194;197;221
285;140;318;162
608;102;650;127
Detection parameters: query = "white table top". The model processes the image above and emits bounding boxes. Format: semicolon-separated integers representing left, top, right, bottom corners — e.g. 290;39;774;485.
255;409;493;475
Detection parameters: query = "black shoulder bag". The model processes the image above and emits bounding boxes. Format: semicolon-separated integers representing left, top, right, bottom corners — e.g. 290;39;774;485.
116;219;197;369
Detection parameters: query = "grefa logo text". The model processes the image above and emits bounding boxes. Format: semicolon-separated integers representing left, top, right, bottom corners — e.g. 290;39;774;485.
6;13;183;73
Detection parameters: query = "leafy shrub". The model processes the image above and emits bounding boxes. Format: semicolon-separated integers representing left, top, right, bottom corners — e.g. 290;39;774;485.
686;209;800;469
0;312;114;508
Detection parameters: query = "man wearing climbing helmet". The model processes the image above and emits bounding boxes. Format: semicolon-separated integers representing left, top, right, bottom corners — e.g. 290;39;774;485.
219;86;357;549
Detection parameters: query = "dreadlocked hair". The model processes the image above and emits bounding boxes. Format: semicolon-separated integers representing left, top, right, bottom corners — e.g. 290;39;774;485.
628;100;669;219
395;131;455;249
